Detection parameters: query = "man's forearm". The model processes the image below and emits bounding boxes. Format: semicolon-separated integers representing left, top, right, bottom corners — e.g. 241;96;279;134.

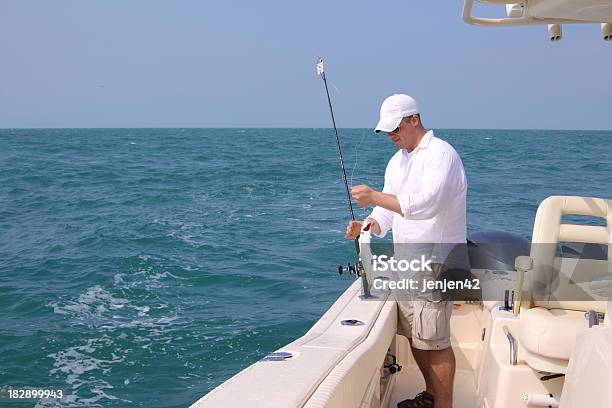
373;191;403;216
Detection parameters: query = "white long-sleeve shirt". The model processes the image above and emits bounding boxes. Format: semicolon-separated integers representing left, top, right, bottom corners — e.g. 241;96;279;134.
368;130;467;244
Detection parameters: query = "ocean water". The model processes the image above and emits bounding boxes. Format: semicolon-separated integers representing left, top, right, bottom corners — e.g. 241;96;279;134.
0;128;610;407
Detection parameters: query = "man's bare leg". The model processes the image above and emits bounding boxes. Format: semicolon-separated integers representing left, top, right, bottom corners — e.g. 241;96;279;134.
409;339;434;395
427;346;456;408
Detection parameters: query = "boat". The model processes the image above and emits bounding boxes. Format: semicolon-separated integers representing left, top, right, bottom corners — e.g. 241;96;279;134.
191;2;612;407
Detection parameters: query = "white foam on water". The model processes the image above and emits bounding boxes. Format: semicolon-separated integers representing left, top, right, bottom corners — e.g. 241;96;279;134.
48;278;181;332
45;256;188;405
50;285;130;321
43;337;130;407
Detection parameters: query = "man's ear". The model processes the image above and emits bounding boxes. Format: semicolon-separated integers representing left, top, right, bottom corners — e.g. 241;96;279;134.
411;115;420;127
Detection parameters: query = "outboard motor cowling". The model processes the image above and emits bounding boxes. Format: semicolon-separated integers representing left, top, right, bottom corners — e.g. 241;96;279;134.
468;230;530;271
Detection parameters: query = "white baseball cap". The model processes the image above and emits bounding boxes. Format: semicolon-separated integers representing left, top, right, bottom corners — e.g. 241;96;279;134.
374;94;420;133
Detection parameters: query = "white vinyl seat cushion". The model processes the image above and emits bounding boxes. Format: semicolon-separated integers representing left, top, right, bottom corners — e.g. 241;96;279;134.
519;307;589;362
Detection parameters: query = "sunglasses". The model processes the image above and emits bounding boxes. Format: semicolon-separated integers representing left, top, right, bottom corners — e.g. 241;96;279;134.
389;115;415;134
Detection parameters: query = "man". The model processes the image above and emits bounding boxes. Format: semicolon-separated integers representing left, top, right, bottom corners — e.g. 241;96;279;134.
344;94;467;408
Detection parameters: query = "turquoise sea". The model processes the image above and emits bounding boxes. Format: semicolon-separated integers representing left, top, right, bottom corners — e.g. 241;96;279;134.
1;128;611;407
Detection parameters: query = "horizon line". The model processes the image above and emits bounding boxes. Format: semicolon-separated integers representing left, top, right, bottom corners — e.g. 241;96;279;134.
1;126;611;132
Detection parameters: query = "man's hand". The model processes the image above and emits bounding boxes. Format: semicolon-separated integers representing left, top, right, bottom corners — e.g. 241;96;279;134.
351;185;378;208
344;220;363;239
344;219;381;239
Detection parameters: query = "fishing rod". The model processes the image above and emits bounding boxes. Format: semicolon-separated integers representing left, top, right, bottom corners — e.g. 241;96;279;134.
316;57;371;298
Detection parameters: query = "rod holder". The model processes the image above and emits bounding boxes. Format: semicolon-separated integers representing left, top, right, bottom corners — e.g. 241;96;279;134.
585;310;604;328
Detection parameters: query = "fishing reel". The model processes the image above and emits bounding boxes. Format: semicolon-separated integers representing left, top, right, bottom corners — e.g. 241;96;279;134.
337;261;364;276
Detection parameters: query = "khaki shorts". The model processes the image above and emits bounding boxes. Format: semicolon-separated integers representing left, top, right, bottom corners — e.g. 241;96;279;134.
397;300;453;351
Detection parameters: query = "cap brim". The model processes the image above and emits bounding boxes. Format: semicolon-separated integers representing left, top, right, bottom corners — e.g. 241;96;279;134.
374;116;402;133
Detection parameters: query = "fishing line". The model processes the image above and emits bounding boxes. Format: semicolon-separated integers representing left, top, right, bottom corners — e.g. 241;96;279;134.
329;81;341;95
349;131;367;189
321;74;364;208
350;130;368;219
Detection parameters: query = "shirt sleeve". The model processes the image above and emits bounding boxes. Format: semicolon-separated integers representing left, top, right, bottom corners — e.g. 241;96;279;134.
367;163;395;238
368;208;393;238
397;150;463;220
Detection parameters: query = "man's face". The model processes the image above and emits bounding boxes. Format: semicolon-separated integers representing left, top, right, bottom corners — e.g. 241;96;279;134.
386;116;418;150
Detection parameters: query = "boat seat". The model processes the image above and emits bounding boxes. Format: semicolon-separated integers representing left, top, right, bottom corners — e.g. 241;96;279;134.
514;196;611;374
519;307;590;373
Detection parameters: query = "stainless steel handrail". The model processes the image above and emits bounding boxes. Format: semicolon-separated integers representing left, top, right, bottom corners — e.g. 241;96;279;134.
503;326;517;366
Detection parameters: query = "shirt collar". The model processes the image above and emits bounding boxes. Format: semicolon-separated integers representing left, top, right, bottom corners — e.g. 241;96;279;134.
402;130;434;157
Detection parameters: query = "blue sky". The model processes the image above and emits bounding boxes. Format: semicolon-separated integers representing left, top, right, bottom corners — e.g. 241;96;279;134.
1;1;611;129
